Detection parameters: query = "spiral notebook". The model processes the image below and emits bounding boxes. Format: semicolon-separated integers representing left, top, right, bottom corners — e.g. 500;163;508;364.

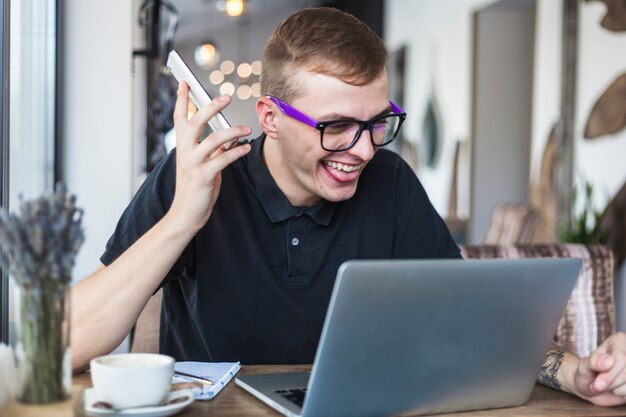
172;361;241;400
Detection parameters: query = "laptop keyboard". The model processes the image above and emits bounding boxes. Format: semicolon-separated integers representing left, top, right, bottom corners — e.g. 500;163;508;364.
274;388;307;407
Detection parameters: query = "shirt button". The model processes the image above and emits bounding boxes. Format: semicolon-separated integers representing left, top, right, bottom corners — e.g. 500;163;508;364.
291;237;300;246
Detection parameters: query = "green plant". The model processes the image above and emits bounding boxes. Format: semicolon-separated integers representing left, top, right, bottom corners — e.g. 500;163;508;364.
560;181;605;244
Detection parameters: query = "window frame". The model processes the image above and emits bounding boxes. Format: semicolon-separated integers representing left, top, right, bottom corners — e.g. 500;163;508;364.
0;0;10;344
0;0;63;344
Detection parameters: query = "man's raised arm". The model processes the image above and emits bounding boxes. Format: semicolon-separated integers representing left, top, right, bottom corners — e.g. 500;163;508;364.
70;83;251;372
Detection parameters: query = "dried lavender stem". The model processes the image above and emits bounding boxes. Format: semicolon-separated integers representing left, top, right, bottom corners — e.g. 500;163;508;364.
0;183;83;405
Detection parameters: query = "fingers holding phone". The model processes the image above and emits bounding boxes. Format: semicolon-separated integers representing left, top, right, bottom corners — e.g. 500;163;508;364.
169;80;251;233
174;80;250;156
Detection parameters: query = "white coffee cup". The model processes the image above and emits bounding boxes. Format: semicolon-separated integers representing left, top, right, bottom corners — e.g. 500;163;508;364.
90;353;174;409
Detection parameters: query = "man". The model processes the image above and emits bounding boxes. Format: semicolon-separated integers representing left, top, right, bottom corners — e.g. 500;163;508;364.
72;7;626;407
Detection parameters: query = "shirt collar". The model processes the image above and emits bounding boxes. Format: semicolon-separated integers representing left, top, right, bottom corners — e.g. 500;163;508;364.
247;134;336;226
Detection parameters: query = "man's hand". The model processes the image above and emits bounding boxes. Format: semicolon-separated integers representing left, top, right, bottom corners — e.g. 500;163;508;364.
168;81;251;233
564;332;626;406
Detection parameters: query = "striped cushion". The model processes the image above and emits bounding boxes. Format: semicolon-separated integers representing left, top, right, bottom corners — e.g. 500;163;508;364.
460;244;615;357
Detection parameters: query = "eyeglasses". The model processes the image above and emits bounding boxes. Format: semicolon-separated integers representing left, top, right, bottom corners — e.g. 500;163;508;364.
267;96;406;152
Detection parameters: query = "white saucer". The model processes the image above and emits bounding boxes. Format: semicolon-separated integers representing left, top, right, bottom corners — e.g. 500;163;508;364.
84;388;194;417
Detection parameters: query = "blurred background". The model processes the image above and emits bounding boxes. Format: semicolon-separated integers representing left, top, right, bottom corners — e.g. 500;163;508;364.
2;0;626;345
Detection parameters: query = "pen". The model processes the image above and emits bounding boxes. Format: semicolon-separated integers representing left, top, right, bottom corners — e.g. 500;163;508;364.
174;370;214;385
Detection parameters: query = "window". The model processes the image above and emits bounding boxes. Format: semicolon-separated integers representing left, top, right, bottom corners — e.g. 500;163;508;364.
0;0;60;344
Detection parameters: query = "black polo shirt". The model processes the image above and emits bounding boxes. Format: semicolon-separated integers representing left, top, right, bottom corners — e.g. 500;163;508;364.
101;135;460;364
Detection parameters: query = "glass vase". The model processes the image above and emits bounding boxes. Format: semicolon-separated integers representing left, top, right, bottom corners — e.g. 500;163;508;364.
13;281;71;404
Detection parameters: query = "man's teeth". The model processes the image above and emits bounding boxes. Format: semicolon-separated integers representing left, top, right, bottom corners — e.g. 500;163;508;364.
323;161;362;173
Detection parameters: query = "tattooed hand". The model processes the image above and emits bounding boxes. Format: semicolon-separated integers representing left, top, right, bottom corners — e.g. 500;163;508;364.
542;332;626;407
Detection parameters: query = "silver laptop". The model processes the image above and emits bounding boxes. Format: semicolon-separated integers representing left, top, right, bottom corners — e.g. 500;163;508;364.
236;258;581;417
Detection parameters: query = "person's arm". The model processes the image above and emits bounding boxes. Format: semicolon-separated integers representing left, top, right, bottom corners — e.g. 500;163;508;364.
70;83;251;373
538;333;626;406
71;211;198;373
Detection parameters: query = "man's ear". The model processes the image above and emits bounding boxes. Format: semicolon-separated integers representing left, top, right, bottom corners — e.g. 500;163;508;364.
256;96;279;139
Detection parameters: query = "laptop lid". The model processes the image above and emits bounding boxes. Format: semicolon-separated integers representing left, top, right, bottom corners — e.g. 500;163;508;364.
238;258;581;417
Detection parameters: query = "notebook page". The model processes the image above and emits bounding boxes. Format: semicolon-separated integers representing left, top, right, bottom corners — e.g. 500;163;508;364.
173;361;241;400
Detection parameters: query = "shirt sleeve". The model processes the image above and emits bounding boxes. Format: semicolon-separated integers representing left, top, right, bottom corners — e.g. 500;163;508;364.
100;149;195;283
391;155;461;259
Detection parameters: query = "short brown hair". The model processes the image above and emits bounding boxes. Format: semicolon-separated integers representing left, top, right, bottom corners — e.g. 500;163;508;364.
261;7;388;102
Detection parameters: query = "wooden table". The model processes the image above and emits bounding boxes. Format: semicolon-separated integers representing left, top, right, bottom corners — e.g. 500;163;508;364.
74;364;626;416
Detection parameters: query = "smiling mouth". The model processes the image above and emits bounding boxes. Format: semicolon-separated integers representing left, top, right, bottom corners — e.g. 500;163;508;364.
322;160;363;173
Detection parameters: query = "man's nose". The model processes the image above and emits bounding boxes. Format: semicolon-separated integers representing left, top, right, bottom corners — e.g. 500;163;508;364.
348;129;375;161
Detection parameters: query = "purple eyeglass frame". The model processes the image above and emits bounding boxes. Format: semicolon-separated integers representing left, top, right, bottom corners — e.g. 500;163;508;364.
267;96;407;152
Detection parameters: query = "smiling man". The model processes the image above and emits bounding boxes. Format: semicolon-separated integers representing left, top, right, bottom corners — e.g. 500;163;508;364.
259;71;394;206
72;7;626;408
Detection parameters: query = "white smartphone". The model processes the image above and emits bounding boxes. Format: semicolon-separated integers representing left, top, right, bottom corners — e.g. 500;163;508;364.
166;50;235;148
